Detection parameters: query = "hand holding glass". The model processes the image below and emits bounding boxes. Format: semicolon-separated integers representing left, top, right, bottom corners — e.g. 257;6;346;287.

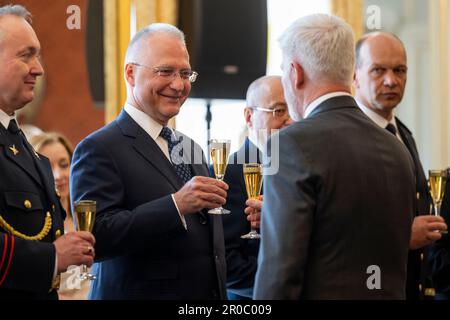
73;200;97;280
241;163;263;239
429;170;447;234
208;139;231;215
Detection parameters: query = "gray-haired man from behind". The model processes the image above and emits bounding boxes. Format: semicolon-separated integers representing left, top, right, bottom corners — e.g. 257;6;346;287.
253;14;416;299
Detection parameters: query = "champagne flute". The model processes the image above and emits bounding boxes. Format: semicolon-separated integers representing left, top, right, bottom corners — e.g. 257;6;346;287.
208;139;231;215
73;200;97;280
429;170;448;234
241;163;263;239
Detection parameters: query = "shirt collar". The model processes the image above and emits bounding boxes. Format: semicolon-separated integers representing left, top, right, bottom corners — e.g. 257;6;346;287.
304;92;353;119
124;103;175;140
0;109;16;130
356;99;398;130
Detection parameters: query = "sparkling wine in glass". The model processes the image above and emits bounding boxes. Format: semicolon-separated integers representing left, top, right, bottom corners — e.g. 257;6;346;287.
241;163;263;239
208;139;231;215
73;200;97;280
429;170;448;234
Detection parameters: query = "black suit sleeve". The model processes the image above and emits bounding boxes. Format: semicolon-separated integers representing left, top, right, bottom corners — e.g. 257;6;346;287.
70;137;187;261
0;232;55;293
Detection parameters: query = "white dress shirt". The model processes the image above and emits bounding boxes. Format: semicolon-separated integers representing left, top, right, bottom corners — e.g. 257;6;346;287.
0;108;15;130
124;103;174;161
304;92;353;119
123;103;186;228
356;100;403;142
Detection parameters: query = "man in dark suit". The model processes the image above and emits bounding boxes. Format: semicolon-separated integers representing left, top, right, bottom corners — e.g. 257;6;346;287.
429;168;450;299
71;23;228;300
221;76;292;300
253;14;416;300
0;4;95;299
353;32;447;300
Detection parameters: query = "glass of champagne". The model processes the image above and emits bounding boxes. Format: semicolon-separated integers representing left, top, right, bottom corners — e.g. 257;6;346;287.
429;170;448;234
209;139;231;215
241;163;263;239
73;200;97;280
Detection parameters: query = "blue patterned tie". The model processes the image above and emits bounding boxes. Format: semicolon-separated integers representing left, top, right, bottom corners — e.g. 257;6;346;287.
159;127;193;184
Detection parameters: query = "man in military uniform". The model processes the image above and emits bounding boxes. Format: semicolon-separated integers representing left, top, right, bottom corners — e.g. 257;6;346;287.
353;32;448;300
0;4;95;299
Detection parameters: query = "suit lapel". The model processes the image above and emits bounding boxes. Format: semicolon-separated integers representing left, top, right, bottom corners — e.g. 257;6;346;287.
133;129;183;191
0;130;43;187
396;118;431;213
117;110;183;191
396;119;424;180
32;147;59;203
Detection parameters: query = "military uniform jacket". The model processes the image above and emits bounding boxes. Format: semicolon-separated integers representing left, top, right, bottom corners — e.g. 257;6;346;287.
396;118;434;300
0;124;64;299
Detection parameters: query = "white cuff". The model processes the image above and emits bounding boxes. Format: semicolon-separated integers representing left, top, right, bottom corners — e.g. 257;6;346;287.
171;194;187;230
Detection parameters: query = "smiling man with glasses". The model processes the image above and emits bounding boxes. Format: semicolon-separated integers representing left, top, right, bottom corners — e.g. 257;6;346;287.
71;23;228;300
130;63;199;83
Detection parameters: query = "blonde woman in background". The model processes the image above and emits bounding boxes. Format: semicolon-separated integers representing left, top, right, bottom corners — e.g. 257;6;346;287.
30;132;89;300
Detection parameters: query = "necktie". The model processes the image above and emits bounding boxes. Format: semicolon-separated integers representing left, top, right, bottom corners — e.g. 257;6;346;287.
159;127;193;184
8;119;35;160
7;119;20;134
6;119;41;181
385;123;397;136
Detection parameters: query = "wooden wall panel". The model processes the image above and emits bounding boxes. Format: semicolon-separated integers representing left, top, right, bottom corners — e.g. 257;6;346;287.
7;0;104;145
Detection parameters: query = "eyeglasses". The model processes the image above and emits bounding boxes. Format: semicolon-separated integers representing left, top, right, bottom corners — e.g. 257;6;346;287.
250;104;289;118
131;63;199;83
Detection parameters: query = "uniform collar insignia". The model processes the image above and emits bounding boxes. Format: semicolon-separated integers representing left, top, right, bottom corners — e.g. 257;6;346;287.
9;145;19;155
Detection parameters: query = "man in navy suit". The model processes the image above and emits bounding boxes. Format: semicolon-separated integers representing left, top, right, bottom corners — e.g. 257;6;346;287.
0;4;95;299
221;76;292;299
71;23;228;300
353;32;447;300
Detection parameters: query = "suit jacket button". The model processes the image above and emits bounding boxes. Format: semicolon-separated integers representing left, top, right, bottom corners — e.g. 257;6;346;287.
24;200;32;209
419;284;422;292
52;204;56;212
55;229;62;239
416;192;420;200
420;253;424;261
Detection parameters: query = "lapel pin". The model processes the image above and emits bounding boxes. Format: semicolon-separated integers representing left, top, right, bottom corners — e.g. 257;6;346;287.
9;145;19;156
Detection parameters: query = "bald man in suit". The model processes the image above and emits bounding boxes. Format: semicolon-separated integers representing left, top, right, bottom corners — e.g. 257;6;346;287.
354;32;447;300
